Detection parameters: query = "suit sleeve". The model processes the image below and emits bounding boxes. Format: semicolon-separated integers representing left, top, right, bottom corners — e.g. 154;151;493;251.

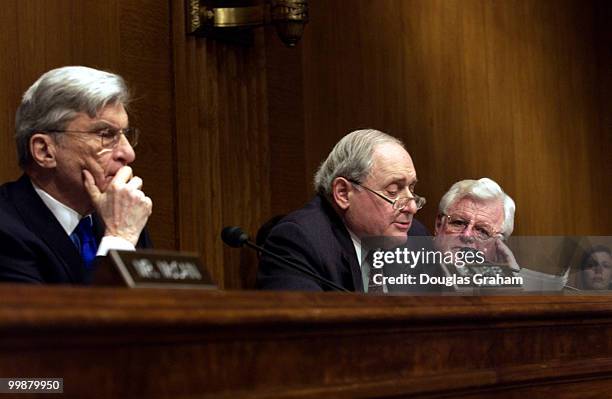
0;228;45;283
256;221;326;291
136;227;153;249
408;218;430;236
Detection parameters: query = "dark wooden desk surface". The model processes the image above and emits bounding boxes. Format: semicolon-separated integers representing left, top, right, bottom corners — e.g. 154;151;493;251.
1;285;612;398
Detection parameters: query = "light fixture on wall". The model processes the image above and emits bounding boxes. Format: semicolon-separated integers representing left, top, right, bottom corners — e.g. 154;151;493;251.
186;0;308;47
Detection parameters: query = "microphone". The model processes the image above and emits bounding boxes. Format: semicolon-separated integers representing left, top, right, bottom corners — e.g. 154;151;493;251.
221;226;350;292
221;226;249;248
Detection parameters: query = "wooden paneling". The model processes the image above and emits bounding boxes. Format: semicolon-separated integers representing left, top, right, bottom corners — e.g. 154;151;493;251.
0;0;176;250
171;1;270;288
265;26;309;216
298;0;611;235
4;285;612;397
118;0;175;250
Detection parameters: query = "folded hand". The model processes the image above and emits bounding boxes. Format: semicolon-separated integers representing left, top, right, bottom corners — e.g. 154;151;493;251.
83;166;152;245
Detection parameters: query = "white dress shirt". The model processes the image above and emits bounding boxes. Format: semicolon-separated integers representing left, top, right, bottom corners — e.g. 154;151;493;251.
32;183;135;256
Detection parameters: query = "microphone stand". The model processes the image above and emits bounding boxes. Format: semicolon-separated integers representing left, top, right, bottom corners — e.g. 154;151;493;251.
245;241;350;292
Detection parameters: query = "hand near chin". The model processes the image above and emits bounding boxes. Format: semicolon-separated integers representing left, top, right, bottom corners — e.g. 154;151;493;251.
83;166;153;245
494;239;520;272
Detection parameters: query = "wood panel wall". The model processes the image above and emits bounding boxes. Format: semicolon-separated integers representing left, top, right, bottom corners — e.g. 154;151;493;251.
299;0;611;235
171;1;270;288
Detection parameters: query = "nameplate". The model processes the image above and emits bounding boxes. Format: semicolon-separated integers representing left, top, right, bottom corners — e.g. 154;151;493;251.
107;250;216;289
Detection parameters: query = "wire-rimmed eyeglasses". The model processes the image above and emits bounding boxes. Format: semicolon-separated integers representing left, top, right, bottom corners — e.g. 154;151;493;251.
348;179;426;211
44;127;139;149
440;213;502;242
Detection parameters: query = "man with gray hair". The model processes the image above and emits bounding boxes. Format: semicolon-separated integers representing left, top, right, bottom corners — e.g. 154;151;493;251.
433;177;516;264
0;66;152;283
257;129;429;292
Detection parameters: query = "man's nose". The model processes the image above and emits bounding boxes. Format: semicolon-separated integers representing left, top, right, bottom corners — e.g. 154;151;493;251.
400;198;418;214
462;224;476;236
400;187;419;214
459;225;476;243
114;134;136;164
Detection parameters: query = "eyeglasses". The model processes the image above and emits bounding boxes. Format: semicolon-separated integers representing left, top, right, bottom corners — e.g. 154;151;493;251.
348;179;426;211
45;127;139;149
441;214;501;242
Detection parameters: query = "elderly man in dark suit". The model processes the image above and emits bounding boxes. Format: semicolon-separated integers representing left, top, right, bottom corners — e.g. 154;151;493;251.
0;66;152;283
433;178;516;265
257;129;429;292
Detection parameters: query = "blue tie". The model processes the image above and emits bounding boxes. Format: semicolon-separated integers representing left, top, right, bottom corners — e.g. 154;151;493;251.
70;216;98;269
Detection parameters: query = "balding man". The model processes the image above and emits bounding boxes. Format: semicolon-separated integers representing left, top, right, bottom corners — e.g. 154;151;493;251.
257;129;429;292
434;177;517;267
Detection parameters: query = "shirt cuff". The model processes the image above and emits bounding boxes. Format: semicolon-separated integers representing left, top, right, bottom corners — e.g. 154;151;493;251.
96;236;136;256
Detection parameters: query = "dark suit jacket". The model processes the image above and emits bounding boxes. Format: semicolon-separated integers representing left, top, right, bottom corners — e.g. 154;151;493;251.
256;195;430;292
0;174;152;284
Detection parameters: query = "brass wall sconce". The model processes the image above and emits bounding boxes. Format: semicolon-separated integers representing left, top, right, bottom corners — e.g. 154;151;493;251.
186;0;308;47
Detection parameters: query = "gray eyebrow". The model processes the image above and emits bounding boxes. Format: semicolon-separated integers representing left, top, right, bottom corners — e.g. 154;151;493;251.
88;122;115;130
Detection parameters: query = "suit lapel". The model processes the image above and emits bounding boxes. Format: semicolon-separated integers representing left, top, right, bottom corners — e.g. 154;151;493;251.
321;196;364;292
10;175;85;283
341;248;364;292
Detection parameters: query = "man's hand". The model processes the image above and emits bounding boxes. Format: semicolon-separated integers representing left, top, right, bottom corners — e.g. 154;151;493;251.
83;166;152;245
494;238;520;272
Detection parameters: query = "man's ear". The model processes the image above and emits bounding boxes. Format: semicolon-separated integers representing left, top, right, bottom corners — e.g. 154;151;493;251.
332;177;353;210
29;133;57;168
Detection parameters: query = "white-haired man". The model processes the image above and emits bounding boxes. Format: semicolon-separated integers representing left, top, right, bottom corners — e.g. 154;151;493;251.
0;66;152;283
257;129;429;292
434;178;516;264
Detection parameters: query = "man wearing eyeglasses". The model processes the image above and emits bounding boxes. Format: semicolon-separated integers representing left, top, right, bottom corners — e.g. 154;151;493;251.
433;178;516;265
257;129;429;292
0;66;152;283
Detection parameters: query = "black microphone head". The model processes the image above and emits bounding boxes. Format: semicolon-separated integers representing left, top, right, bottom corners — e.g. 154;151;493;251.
221;226;250;248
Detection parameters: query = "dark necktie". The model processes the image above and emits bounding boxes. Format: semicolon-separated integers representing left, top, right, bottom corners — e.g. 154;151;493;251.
70;216;98;269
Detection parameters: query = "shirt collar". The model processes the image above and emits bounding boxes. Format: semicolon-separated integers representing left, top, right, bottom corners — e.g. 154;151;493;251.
32;182;83;235
346;227;363;267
